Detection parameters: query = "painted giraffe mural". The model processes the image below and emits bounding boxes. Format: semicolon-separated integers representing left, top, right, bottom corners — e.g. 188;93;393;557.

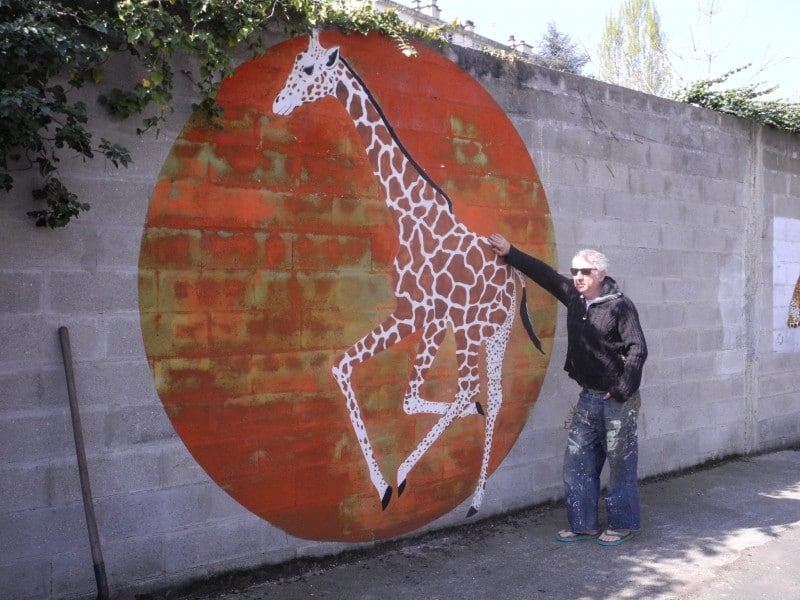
789;272;800;328
273;31;543;517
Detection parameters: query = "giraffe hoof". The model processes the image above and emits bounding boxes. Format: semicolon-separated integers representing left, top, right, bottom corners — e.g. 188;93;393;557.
397;479;407;497
466;506;478;518
475;402;485;416
381;486;392;511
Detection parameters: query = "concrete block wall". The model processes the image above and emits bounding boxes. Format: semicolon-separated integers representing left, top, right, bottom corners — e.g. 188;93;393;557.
471;52;800;477
1;33;798;599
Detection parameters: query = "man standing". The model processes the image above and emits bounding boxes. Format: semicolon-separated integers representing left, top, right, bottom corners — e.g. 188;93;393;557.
487;234;647;546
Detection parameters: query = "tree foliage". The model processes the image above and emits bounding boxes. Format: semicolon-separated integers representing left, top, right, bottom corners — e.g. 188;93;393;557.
596;0;671;96
672;65;800;133
0;0;433;227
535;21;588;75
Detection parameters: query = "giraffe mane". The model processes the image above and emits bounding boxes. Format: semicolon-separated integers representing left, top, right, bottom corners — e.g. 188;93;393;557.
339;56;454;214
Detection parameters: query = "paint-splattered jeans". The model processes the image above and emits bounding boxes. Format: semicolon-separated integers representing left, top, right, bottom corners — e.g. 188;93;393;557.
563;388;641;533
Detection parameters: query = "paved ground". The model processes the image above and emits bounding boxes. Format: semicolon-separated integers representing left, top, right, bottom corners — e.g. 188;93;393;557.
141;449;800;600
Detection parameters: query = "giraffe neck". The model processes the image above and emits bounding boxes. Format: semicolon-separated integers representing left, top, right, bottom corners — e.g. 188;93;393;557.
334;59;453;218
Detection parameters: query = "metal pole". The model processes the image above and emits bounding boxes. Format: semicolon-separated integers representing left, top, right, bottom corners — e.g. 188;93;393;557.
58;326;110;600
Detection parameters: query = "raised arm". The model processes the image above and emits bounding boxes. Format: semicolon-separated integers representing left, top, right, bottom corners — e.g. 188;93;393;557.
487;234;573;305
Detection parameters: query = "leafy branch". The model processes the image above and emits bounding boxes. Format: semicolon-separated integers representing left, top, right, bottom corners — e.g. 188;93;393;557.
0;0;437;227
672;64;800;133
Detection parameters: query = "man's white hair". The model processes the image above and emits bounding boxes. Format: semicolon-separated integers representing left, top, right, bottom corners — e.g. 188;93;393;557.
574;249;609;273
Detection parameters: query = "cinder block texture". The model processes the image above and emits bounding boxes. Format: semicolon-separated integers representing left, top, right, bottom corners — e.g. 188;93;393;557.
1;33;798;600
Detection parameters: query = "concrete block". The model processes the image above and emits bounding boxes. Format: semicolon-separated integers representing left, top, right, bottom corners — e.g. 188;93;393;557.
0;464;50;513
489;461;536;508
0;366;69;411
696;327;726;352
667;118;705;150
712;349;746;376
0;409;74;465
663;327;701;356
0;223;100;270
759;390;800;418
97;225;147;269
644;196;686;225
680;251;723;280
0;271;43;314
54;318;107;362
702;177;743;207
758;413;800;447
90;448;162;497
50;546;99;600
104;528;166;585
759;369;800;397
0;315;61;364
94;490;167;543
714;206;747;233
764;171;790;196
0;557;49;600
62;174;153;229
789;174;800;199
158;441;209;488
561;180;608;215
694;226;732;253
47;270;139;314
573;216;622;248
702;128;749;158
1;504;91;560
658;222;697;251
604;193;649;222
48;458;88;507
695;422;746;458
97;483;241;542
103;404;177;448
621;277;664;306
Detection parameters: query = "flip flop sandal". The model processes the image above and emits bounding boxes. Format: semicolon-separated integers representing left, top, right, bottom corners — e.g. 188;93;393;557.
597;530;636;546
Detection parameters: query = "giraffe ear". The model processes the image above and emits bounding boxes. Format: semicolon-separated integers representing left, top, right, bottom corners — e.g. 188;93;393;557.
324;46;340;68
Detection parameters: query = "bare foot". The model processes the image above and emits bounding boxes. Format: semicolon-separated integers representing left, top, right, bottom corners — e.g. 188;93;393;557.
597;529;633;545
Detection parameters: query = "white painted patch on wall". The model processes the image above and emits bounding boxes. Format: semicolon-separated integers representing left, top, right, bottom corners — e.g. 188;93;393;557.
772;216;800;352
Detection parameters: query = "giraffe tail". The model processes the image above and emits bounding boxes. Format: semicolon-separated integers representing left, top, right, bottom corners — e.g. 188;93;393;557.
516;271;544;354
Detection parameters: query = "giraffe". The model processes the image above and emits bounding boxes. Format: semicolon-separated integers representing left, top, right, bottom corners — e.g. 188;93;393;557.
789;272;800;328
273;31;542;517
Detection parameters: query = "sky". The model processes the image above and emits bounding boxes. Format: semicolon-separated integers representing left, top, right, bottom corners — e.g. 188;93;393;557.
395;0;800;101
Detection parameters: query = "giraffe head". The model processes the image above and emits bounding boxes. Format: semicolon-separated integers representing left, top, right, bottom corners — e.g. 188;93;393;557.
273;30;341;116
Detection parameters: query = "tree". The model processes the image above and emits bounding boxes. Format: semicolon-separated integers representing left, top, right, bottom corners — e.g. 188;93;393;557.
596;0;671;96
0;0;434;227
535;21;589;75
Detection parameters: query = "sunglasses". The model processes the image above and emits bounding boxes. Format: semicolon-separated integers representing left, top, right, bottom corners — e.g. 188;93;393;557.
570;267;597;276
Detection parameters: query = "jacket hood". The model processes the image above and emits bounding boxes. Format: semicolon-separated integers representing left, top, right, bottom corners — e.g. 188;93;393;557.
591;275;622;304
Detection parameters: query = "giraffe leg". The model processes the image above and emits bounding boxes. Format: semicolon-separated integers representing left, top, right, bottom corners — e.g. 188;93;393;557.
467;274;517;517
402;321;449;416
402;321;483;418
332;313;415;510
397;339;481;497
466;327;511;517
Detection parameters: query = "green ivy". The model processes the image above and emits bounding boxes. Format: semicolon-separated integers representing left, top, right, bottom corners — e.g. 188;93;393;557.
10;4;796;230
0;0;436;227
672;65;800;134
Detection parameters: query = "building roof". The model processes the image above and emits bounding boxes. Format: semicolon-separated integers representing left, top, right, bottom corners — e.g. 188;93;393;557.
371;0;537;61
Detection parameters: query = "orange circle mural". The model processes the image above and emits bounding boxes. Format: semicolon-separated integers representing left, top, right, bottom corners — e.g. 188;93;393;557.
139;30;556;542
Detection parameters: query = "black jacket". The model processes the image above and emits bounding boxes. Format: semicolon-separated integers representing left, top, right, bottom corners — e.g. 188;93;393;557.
505;246;647;401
